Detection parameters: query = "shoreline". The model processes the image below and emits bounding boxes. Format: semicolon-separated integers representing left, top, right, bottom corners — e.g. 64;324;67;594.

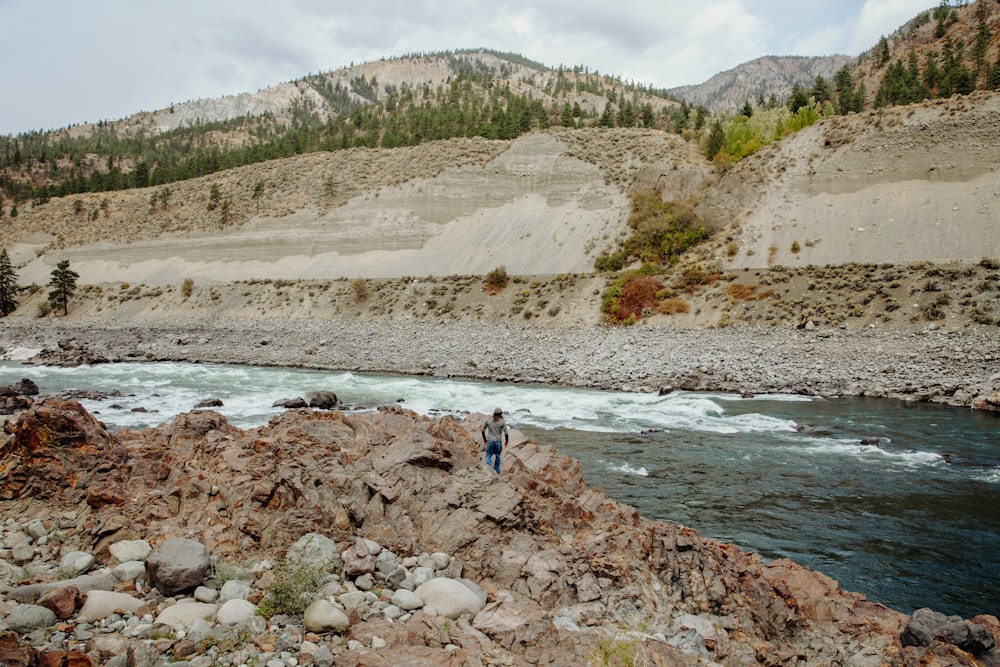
2;317;998;410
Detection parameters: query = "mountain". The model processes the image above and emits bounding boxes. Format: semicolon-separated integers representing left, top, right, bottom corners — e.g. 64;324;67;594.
667;55;854;112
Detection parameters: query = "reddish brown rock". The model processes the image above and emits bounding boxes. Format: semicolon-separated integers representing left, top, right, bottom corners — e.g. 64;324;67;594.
0;398;988;666
0;630;32;667
37;585;81;619
36;649;95;667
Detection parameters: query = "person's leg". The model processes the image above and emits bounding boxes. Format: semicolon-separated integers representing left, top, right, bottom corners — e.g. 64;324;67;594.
486;441;501;473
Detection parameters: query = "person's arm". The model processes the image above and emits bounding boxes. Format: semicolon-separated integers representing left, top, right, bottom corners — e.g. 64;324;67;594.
503;422;509;444
482;422;488;442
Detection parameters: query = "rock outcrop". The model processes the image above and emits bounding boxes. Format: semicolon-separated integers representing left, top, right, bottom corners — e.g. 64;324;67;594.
0;398;997;665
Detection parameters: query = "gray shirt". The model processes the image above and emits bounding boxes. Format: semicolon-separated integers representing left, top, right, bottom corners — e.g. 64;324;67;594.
482;417;509;442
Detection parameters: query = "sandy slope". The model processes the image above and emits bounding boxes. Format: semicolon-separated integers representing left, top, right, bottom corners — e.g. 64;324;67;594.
2;94;999;332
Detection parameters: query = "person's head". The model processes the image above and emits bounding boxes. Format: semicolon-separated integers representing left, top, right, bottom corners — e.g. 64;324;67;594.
493;407;503;419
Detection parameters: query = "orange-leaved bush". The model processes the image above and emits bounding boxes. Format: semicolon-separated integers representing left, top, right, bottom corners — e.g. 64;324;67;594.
613;275;663;322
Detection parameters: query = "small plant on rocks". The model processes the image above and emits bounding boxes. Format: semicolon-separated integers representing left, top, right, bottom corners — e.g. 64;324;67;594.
257;559;327;617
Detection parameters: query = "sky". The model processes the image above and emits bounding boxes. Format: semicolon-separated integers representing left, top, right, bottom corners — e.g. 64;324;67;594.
0;0;936;136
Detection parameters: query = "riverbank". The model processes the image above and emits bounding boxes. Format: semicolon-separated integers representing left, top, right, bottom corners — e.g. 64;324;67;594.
2;317;998;410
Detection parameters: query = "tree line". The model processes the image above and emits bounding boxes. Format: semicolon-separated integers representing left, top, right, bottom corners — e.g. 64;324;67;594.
0;65;679;209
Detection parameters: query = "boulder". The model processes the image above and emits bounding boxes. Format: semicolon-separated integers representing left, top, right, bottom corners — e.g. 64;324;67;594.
273;397;308;409
303;599;350;633
390;589;424;611
112;560;147;582
216;599;257;626
76;590;146;623
59;550;95;577
0;379;39;396
146;538;211;596
37;585;80;620
194;398;224;408
109;539;152;564
4;604;56;634
153;601;217;630
307;391;338;409
286;533;342;571
342;537;375;577
218;579;254;603
414;578;487;619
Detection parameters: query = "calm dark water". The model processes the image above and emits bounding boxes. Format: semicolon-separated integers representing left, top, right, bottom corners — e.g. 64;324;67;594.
523;396;1000;618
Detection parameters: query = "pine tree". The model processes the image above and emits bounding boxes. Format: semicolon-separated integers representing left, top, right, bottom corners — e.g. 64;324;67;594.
788;83;809;113
810;76;833;103
48;260;79;316
0;249;19;316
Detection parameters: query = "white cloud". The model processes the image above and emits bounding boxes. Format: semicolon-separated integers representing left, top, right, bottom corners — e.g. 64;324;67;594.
848;0;931;53
0;0;936;134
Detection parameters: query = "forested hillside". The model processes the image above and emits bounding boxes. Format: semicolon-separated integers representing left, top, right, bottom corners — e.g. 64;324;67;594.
0;50;682;213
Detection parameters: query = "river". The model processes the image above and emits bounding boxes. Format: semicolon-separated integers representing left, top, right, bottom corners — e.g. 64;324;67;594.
2;361;997;619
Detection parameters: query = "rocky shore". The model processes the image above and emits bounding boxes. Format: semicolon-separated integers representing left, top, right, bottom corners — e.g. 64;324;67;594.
1;318;999;411
2;398;998;666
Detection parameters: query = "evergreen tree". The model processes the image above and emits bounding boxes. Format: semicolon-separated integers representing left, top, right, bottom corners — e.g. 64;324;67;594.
705;120;725;160
810;76;833;104
739;100;754;118
0;249;19;316
834;66;857;114
48;260;79;316
252;181;264;213
877;36;892;66
788;83;809;113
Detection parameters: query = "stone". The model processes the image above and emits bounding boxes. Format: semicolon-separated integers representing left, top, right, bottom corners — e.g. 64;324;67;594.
153;601;218;629
4;604;57;634
342;537;375;577
37;585;80;619
338;591;367;610
303;600;350;633
286;533;342;571
85;634;129;663
109;539;153;563
194;398;224;408
218;579;254;602
112;560;147;582
313;644;335;667
76;590;146;623
414;578;487;619
146;538;211;595
901;607;950;647
126;642;162;667
307;391;338;409
59;550;95;577
390;589;424;611
273;397;308;409
10;544;34;563
216;598;257;625
25;521;47;541
194;585;219;603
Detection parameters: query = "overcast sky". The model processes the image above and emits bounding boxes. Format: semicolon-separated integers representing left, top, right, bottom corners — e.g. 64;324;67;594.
0;0;935;135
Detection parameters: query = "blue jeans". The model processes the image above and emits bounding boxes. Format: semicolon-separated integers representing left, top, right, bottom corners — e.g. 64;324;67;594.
485;441;503;473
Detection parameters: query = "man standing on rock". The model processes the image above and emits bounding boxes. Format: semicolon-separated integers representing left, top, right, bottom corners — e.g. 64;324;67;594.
482;407;509;474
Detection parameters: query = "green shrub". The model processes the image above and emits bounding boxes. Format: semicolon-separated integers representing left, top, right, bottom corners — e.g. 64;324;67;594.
257;559;328;617
181;278;194;300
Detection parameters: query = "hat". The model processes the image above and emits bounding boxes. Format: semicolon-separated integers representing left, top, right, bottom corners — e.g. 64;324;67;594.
493;407;503;415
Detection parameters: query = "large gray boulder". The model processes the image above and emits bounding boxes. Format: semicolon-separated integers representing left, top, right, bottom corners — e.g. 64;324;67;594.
414;577;487;619
4;603;57;634
303;599;350;633
146;538;211;595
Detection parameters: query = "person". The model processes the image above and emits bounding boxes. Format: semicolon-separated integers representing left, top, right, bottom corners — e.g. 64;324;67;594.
482;407;509;474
